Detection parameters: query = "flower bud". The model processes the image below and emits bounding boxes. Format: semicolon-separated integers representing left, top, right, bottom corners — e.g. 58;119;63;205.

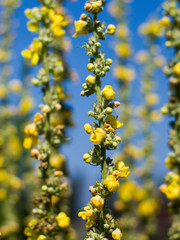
84;123;93;134
86;75;96;84
84;3;92;13
106;107;113;114
83;153;92;163
106;24;116;35
114;101;120;107
87;63;95;72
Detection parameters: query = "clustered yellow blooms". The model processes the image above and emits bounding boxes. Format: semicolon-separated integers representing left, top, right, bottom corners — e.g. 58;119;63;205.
22;0;74;239
159;2;180;239
74;0;131;239
23;123;38;149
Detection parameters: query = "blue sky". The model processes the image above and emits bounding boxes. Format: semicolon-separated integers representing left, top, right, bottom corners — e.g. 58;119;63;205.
11;0;169;210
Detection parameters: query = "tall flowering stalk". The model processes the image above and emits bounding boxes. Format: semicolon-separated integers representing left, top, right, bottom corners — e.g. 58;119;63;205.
22;1;75;239
0;0;34;239
110;2;162;239
73;1;130;239
159;1;180;239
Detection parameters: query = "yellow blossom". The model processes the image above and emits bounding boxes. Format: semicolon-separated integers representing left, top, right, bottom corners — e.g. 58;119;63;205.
21;38;43;66
162;181;180;201
105;115;123;129
27;22;39;32
112;228;122;240
119;181;137;202
102;85;115;100
50;14;67;38
19;96;34;115
91;195;104;211
86;75;96;84
115;43;131;58
34;112;43;122
50;154;65;170
159;16;171;28
174;62;180;76
92;1;102;10
73;20;88;37
37;235;47;240
23;123;38;149
139;20;160;36
116;161;130;178
138;199;159;217
104;175;119;192
114;65;135;82
84;123;93;133
165;156;176;169
56;212;70;228
90;128;105;145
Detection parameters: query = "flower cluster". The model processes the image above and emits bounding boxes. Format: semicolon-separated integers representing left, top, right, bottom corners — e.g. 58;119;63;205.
22;0;75;239
159;1;180;239
0;0;36;239
74;0;130;239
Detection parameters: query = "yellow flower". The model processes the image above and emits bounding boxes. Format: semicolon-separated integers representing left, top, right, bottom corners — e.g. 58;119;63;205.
104;175;119;192
90;128;105;145
50;154;65;170
21;39;43;66
78;206;97;221
73;20;88;37
115;43;131;58
19;96;34;115
139;20;160;36
84;123;93;134
159;16;171;28
119;181;137;202
86;75;96;84
174;62;180;76
34;112;43;122
91;195;104;211
102;85;115;101
116;161;130;178
112;228;122;240
163;181;180;201
105;115;123;129
114;65;135;82
37;235;47;240
56;212;70;228
23;123;38;149
106;24;116;35
27;22;39;32
92;1;102;10
50;14;67;38
138;199;159;217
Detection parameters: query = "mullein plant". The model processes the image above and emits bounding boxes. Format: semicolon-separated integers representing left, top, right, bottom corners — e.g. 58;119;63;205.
159;1;180;239
109;3;163;240
130;19;164;239
73;0;130;239
21;1;75;239
0;0;33;239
